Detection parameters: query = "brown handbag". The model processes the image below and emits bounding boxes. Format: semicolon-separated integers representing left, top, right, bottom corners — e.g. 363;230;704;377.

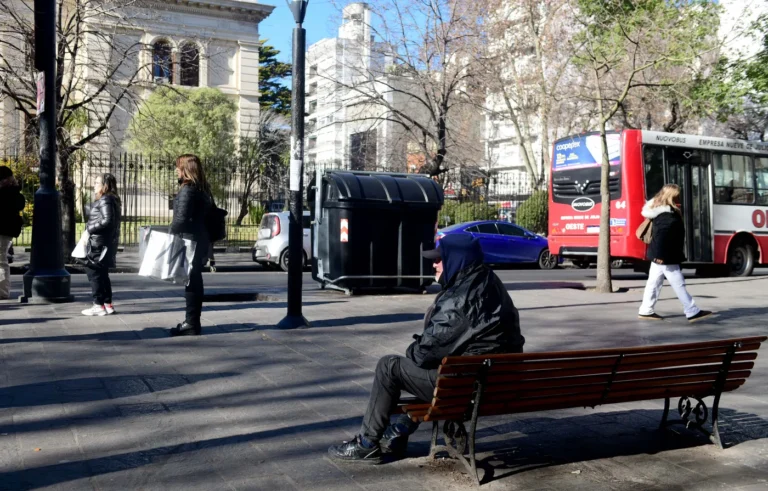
636;218;652;244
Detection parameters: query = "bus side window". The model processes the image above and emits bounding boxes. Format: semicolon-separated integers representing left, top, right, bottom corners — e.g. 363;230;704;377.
757;157;768;205
643;146;664;200
714;154;755;204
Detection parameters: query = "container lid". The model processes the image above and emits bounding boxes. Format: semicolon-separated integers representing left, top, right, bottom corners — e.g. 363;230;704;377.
323;171;444;208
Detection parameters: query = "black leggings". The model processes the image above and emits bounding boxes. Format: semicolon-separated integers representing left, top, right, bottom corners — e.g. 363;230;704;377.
185;242;208;327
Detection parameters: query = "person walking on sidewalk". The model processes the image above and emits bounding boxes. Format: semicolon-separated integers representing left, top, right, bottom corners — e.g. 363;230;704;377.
638;184;712;322
82;173;121;316
0;166;26;299
327;234;525;464
169;154;212;337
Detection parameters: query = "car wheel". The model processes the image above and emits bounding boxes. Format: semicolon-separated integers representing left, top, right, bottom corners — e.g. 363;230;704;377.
252;249;258;263
537;249;558;270
280;249;307;272
573;259;591;269
727;243;755;277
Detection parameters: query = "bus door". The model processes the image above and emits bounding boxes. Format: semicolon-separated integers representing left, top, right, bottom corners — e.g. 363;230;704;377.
665;148;713;262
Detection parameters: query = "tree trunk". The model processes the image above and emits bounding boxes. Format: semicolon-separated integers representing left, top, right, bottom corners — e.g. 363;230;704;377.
594;65;613;293
58;152;77;264
595;118;613;293
236;190;251;226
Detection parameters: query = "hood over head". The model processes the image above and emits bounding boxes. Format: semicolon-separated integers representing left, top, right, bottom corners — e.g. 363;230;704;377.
437;233;484;285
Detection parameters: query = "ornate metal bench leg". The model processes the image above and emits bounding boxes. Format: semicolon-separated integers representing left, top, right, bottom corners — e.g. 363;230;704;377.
429;421;439;459
660;397;670;429
468;408;480;486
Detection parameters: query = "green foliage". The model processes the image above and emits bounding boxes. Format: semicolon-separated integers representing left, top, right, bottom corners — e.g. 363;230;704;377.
248;203;266;227
127;87;237;160
515;191;548;235
438;200;499;228
259;45;292;115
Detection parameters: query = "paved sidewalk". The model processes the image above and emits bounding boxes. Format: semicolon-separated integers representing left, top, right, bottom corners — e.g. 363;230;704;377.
1;273;767;490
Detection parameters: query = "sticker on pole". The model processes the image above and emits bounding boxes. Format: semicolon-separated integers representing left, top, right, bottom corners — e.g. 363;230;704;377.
340;219;349;243
290;159;302;192
36;72;45;115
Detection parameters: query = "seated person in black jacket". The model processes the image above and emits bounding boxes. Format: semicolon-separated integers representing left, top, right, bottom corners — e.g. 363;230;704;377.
328;233;524;464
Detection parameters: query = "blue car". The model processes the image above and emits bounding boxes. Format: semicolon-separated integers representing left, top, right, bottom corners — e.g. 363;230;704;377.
437;221;558;269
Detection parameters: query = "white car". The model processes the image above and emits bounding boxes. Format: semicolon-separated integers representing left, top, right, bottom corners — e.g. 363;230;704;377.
252;211;311;271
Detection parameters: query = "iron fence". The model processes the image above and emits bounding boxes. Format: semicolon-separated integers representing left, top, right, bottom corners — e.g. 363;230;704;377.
4;153;543;248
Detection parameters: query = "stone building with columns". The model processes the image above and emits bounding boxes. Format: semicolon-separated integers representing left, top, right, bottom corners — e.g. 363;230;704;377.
0;0;274;155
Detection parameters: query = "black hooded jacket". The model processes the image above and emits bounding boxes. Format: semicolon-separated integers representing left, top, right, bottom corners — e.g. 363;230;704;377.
170;184;212;244
86;194;121;267
405;234;525;369
642;200;686;265
0;183;25;238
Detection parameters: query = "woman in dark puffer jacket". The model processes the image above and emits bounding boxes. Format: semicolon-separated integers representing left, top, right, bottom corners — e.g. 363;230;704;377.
82;173;121;316
169;154;212;336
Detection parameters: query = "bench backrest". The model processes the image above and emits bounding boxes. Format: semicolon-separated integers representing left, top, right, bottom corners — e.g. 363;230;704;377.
423;336;767;422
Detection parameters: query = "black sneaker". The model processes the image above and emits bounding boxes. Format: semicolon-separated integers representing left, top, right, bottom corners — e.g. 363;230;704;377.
170;321;201;337
638;313;664;321
379;425;409;457
688;310;714;323
327;435;382;464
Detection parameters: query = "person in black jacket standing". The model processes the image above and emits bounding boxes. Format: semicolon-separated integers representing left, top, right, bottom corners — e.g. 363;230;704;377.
328;233;525;464
169;154;212;337
0;166;26;299
638;184;712;322
82;173;121;316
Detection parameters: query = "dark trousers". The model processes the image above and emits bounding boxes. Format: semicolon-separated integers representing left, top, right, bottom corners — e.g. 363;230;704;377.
360;355;437;442
185;242;208;327
85;263;112;305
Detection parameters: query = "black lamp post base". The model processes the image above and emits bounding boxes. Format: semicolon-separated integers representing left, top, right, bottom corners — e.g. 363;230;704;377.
277;314;311;330
19;270;73;303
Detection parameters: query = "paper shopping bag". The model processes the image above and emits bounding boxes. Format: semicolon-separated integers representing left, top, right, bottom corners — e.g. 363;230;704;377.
71;230;90;259
138;231;197;285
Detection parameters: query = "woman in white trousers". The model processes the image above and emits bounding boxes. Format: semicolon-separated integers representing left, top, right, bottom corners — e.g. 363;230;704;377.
638;184;713;322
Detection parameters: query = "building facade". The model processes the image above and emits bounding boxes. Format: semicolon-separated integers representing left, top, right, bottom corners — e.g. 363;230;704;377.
0;0;273;155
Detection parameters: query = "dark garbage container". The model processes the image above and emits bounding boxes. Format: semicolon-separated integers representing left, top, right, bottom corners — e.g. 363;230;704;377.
310;170;444;294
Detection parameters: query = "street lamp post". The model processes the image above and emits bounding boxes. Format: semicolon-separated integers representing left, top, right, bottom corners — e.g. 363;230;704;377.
21;0;72;303
278;0;310;329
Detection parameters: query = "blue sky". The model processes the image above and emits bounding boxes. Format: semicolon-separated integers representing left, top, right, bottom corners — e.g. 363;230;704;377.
259;0;341;63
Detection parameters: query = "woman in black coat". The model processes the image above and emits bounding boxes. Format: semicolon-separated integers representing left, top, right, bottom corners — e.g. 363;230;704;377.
169;154;212;336
638;184;712;323
0;166;26;300
82;173;121;316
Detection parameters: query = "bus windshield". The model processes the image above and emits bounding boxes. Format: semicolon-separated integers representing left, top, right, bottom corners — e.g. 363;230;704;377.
551;133;622;205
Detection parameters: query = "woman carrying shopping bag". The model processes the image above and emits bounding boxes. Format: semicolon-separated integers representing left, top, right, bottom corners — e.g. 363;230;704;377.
82;173;121;316
169;154;212;336
638;184;713;322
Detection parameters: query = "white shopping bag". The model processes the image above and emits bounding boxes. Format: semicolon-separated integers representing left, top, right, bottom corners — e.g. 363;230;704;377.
71;230;90;259
138;231;197;285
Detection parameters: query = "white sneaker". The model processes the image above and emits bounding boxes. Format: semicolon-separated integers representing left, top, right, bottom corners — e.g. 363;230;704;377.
104;303;116;315
82;304;107;316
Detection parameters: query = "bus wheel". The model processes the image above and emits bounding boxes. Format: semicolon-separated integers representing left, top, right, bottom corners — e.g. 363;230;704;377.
573;259;591;269
728;243;755;277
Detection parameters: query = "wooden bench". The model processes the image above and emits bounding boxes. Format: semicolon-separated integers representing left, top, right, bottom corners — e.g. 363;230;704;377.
400;336;766;485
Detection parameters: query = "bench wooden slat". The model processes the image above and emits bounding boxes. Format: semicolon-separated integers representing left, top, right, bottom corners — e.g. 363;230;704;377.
432;370;752;402
424;379;746;421
434;361;756;389
437;350;760;376
431;371;752;407
441;336;767;365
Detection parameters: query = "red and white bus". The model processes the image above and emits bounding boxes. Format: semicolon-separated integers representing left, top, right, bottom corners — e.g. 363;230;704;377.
547;129;768;276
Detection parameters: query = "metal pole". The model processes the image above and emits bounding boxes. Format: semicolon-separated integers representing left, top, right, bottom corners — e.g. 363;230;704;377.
21;0;72;303
278;0;310;329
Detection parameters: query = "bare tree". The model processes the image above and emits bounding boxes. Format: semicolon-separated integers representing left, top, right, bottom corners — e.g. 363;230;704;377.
324;0;487;177
571;0;721;293
481;0;593;189
236;110;289;225
0;0;149;258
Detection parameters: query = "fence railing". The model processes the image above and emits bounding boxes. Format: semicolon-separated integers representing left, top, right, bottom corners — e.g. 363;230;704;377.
3;153;541;249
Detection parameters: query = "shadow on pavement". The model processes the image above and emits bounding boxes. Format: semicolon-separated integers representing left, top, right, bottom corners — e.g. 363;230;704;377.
421;408;768;485
0;416;362;490
311;313;425;328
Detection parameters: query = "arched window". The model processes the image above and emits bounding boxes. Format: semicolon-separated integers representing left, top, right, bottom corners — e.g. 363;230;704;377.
179;43;200;87
152;40;173;83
